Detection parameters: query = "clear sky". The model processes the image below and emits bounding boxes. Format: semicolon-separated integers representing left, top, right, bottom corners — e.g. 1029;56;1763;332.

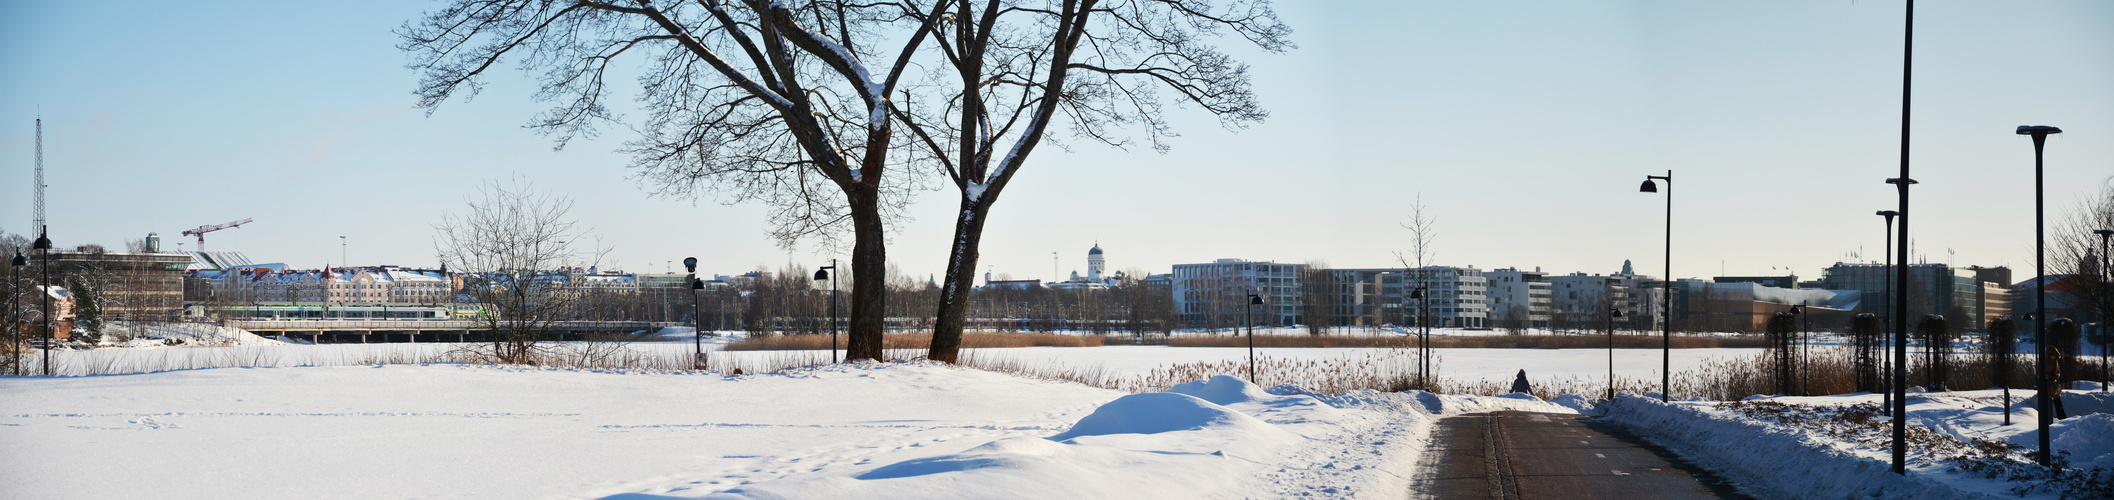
2;1;2110;284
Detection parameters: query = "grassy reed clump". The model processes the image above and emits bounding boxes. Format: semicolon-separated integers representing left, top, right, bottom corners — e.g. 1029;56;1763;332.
723;332;1102;351
1668;347;2100;401
1165;334;1767;349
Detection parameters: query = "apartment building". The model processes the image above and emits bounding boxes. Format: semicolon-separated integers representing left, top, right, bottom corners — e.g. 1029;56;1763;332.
1485;267;1551;330
1172;259;1302;329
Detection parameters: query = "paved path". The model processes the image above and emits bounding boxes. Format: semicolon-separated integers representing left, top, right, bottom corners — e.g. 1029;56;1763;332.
1420;411;1749;499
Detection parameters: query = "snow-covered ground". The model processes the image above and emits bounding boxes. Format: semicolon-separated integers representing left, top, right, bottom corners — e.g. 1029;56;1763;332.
1;362;1574;499
21;333;1756;390
1604;387;2114;499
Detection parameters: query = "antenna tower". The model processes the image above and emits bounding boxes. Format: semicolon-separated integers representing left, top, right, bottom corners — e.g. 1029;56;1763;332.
34;117;45;233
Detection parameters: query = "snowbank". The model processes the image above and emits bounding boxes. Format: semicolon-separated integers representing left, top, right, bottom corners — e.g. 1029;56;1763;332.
1603;393;1980;498
1604;390;2114;499
103;321;281;347
699;375;1579;499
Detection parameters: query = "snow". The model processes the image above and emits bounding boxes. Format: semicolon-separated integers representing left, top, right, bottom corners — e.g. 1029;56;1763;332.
102;321;283;347
3;361;1575;499
1603;389;2114;499
16;323;2102;497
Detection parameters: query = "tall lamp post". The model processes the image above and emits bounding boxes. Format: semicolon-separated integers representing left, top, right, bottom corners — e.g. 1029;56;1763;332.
1608;307;1623;400
683;257;703;370
10;251;23;376
2093;228;2111;394
1878;210;1899;408
1641;171;1672;402
1246;293;1263;384
1884;0;1917;476
815;260;838;364
2019;124;2062;465
34;227;52;376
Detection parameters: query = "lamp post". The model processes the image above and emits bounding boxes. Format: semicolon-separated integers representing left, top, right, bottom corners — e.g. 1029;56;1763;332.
815;260;838;364
2019;124;2062;465
1790;305;1807;396
1410;285;1429;391
1641;171;1672;402
34;227;52;376
1246;293;1263;384
2093;228;2111;394
1886;0;1916;476
10;251;23;376
1608;307;1623;400
684;257;703;370
1878;210;1898;407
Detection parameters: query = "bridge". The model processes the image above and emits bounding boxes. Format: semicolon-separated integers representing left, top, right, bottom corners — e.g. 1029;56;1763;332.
225;319;664;344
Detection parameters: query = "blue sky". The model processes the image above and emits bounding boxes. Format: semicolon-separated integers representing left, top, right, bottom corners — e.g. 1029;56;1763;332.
2;0;2110;283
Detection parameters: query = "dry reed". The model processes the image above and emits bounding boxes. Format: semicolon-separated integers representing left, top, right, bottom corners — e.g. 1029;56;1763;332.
1166;334;1767;349
724;332;1102;351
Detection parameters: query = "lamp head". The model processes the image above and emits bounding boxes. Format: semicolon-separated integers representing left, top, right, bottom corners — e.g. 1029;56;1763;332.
1249;294;1264;305
1409;289;1423;299
691;279;704;290
1610;308;1623;318
1877;210;1898;218
1639;179;1658;193
32;229;51;250
2015;125;2062;136
813;269;829;281
2094;229;2114;237
683;257;697;273
1790;305;1803;315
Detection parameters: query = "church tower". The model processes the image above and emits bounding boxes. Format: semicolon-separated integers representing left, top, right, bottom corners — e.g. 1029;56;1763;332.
1087;243;1105;282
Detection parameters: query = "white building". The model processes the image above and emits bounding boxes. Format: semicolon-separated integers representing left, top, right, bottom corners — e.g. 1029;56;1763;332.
1548;272;1635;331
1172;259;1302;329
1087;244;1105;282
1485;267;1552;330
1403;266;1488;328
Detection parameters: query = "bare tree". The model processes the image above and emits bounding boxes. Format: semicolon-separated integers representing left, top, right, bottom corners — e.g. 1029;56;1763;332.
1297;262;1337;336
399;0;950;361
433;179;604;363
1395;193;1437;318
2051;176;2114;324
920;1;1293;362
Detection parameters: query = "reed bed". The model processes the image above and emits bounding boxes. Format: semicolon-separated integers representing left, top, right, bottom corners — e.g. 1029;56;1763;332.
1166;334;1768;349
723;332;1102;351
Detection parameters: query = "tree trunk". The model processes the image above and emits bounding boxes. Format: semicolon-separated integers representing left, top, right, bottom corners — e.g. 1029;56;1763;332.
929;198;992;363
844;189;888;361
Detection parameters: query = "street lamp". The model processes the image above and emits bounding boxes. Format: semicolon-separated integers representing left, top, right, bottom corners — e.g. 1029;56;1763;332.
684;257;703;370
1246;293;1263;384
815;260;838;364
10;251;23;376
1410;285;1429;391
1608;307;1623;400
1641;171;1672;402
1885;0;1915;476
34;227;52;376
2093;228;2111;394
2019;124;2062;465
1790;305;1807;396
1878;210;1899;408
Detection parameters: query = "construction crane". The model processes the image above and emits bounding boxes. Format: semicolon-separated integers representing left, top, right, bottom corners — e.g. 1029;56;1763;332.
181;218;253;253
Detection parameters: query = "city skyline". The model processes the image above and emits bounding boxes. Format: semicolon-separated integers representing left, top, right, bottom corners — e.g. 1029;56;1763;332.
3;0;2111;282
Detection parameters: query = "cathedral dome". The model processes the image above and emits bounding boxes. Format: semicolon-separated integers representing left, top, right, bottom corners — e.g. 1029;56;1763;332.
1089;244;1103;256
